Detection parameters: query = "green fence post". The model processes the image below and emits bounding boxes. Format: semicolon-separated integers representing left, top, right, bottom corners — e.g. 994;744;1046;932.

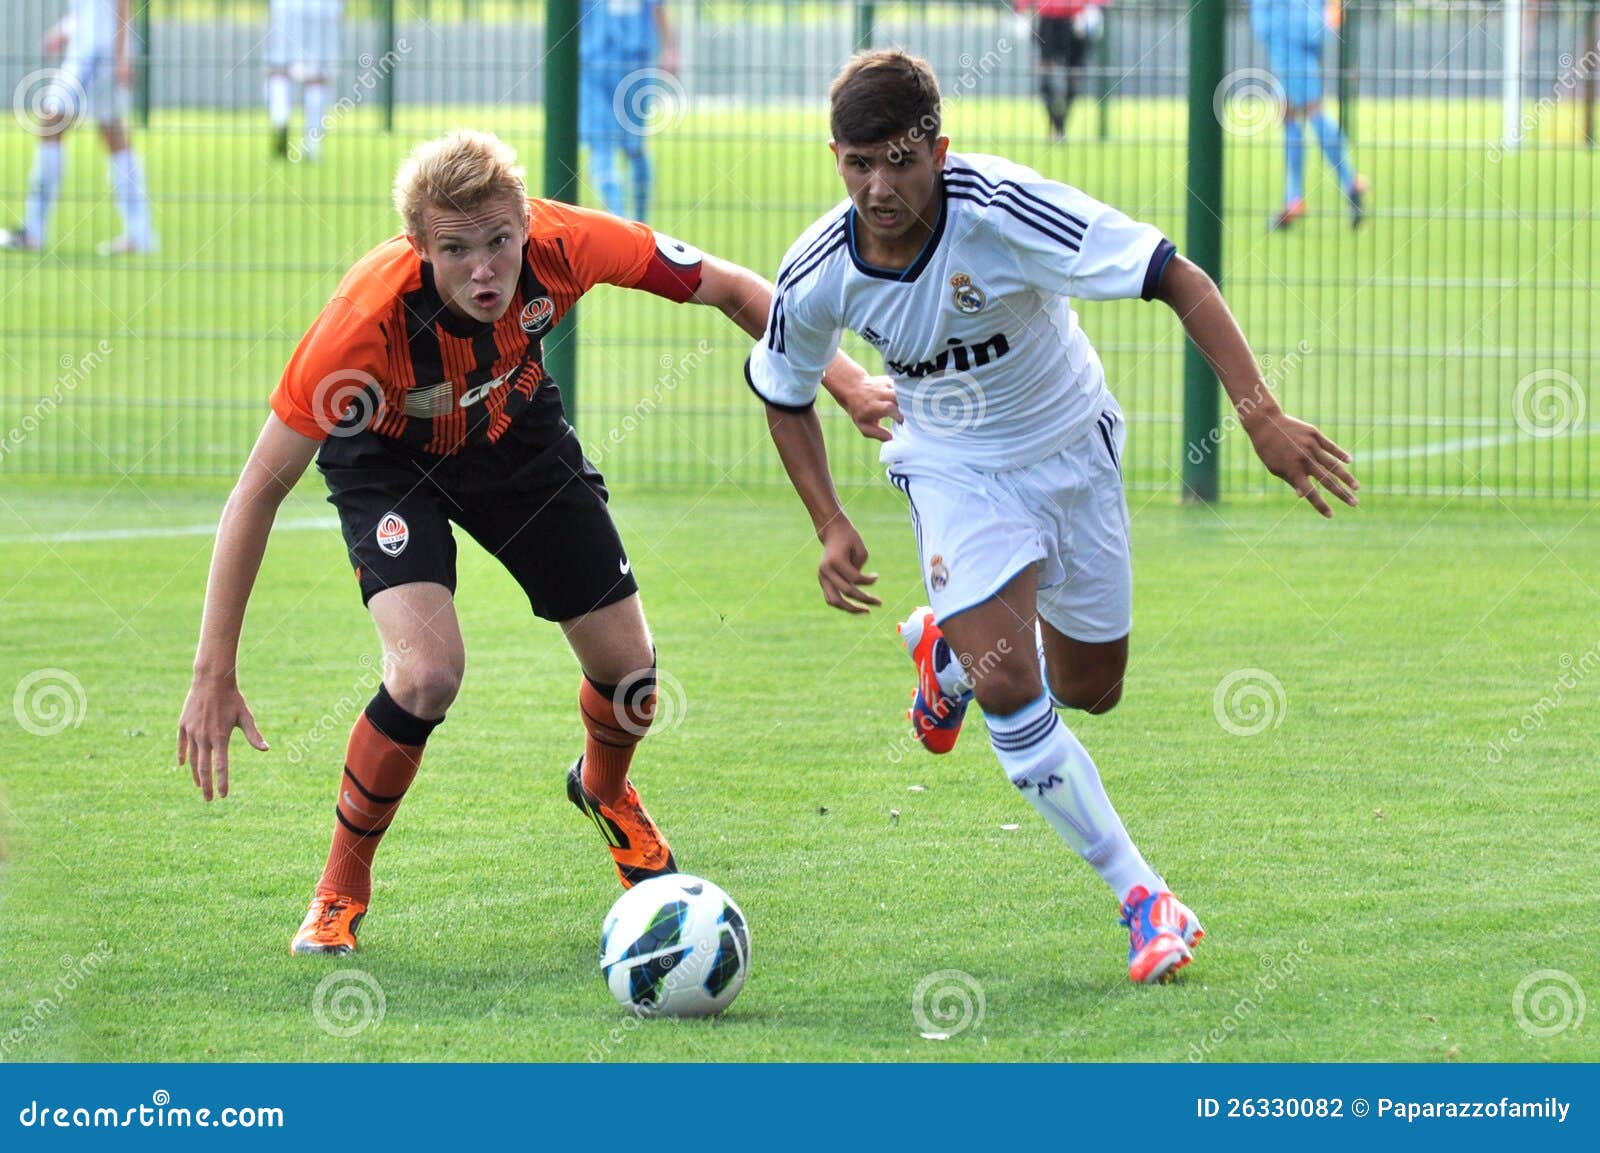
855;3;876;52
1182;0;1226;504
1337;0;1356;142
135;0;152;128
545;0;582;424
381;0;397;132
1097;5;1111;141
1587;2;1599;146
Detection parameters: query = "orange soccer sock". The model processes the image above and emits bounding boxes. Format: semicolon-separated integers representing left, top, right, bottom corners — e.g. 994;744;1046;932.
315;684;441;904
578;671;655;807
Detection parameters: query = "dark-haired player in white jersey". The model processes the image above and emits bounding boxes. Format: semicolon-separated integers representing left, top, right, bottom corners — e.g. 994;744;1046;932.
747;51;1358;984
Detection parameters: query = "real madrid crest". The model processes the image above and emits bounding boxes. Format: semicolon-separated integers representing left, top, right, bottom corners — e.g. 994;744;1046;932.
950;273;986;315
929;553;950;592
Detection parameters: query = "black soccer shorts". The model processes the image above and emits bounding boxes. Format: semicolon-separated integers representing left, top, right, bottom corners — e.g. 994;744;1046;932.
318;392;639;622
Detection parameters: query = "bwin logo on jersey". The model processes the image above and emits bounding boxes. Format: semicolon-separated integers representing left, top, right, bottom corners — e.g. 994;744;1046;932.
886;333;1010;380
950;273;986;314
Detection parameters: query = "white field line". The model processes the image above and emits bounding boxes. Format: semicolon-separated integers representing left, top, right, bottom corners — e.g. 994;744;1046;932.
0;515;338;545
1361;423;1600;463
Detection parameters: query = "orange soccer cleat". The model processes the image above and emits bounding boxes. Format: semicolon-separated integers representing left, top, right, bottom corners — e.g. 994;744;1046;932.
566;758;678;889
898;605;972;755
1269;198;1306;232
290;892;368;956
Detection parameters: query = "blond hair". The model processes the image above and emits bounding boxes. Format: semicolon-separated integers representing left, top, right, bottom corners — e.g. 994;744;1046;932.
392;129;529;237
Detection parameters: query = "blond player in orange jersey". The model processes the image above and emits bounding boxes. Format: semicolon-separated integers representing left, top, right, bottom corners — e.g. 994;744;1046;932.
176;130;894;955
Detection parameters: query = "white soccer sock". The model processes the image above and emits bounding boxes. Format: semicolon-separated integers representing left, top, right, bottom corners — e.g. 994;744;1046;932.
302;82;328;155
987;693;1163;904
266;74;293;128
107;149;152;248
24;138;64;243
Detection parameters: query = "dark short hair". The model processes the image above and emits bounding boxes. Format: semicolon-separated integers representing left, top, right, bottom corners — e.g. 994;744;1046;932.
829;50;942;149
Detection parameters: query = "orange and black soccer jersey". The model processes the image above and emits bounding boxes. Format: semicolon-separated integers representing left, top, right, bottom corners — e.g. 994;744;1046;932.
271;198;704;456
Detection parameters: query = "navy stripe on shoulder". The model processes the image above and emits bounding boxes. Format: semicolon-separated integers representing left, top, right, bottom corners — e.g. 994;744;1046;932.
945;163;1091;233
944;175;1086;246
776;217;849;290
775;231;847;301
947;187;1082;253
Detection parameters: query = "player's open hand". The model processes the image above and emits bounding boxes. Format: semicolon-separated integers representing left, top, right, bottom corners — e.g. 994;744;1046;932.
818;520;881;613
835;375;901;443
1244;408;1360;517
177;675;269;801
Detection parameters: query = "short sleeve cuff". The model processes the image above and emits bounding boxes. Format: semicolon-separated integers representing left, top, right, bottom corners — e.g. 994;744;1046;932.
744;355;815;414
1141;238;1178;301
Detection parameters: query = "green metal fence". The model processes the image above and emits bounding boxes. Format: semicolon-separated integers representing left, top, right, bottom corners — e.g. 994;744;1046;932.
2;1;1595;499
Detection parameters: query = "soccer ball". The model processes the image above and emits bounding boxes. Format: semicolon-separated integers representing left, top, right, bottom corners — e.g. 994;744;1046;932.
600;873;750;1018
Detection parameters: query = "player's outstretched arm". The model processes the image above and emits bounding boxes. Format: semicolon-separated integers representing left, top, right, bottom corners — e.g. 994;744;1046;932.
693;255;900;440
763;403;880;614
1154;254;1359;517
178;414;320;801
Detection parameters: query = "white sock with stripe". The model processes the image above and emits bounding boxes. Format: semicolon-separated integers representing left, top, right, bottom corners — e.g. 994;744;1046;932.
24;138;63;242
107;149;152;248
986;693;1163;904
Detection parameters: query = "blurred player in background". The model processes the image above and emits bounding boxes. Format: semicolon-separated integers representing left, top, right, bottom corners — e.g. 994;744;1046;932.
1016;0;1107;142
1251;0;1366;230
749;52;1358;984
1;0;156;254
266;0;343;161
175;130;890;956
581;0;678;220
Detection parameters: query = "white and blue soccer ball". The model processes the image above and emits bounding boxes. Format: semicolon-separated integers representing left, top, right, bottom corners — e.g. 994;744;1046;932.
600;873;750;1018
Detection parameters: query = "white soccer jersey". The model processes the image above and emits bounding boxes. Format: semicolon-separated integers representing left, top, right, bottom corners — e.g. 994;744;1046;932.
747;152;1175;471
70;0;122;54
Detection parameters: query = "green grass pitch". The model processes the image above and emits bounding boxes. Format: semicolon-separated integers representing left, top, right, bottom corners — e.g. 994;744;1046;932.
0;98;1596;1061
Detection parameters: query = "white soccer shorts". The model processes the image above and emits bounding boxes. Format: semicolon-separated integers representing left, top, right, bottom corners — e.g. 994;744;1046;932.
266;2;341;78
47;50;128;125
887;398;1132;644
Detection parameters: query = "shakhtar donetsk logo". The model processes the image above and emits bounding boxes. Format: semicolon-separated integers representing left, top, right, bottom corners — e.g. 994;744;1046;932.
375;512;409;557
520;296;555;335
950;273;986;314
929;554;950;592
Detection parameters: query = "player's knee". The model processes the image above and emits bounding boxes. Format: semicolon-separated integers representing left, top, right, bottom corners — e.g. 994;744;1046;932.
972;663;1045;718
1049;673;1123;715
386;659;463;720
580;668;656;748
